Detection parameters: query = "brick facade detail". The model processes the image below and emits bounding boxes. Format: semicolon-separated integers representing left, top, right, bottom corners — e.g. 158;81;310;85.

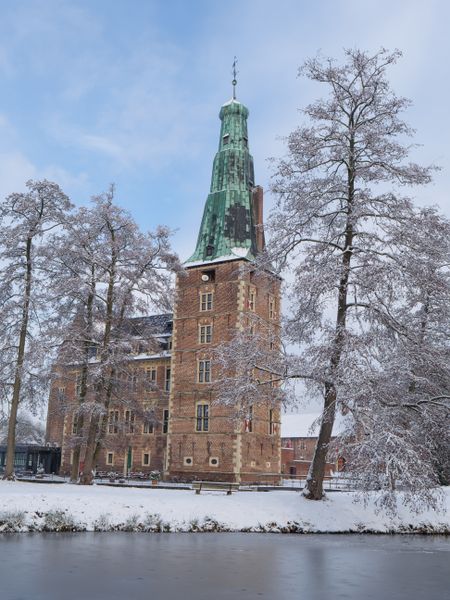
166;259;281;483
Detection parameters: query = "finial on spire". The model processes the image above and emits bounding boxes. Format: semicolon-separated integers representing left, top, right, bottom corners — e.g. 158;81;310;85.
232;56;238;100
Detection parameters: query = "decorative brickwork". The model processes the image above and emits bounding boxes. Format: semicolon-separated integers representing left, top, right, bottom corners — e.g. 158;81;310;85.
166;259;281;483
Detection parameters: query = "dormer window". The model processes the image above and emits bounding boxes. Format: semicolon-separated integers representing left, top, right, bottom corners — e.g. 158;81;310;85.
243;136;248;147
222;134;230;145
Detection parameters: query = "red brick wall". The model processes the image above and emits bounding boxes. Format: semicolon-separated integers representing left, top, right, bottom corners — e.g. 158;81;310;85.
166;259;282;483
281;436;337;477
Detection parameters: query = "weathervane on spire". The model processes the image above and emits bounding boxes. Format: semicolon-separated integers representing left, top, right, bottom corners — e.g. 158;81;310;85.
232;56;238;100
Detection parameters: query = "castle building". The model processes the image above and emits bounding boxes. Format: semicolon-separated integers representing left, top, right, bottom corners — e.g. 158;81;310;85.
46;91;281;483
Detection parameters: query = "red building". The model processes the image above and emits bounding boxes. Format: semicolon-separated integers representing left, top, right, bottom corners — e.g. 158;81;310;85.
281;413;341;479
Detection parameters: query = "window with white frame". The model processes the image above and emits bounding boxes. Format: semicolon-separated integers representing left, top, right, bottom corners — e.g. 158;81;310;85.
124;410;135;433
146;367;157;385
268;295;276;319
108;410;119;434
199;324;212;344
128;372;138;392
244;405;253;433
200;292;213;311
196;402;209;432
106;451;114;466
142;419;155;433
142;452;150;467
75;373;82;399
198;360;211;383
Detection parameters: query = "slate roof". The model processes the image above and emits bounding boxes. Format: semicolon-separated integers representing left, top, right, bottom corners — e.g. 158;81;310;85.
120;313;173;338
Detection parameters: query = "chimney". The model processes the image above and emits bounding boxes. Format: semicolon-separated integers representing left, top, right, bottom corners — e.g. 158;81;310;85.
252;185;265;253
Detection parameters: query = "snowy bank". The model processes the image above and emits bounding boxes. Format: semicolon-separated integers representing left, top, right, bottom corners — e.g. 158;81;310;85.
0;481;448;534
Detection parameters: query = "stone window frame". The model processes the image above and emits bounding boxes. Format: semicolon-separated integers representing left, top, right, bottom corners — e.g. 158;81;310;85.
124;409;135;433
268;408;276;436
146;367;157;386
75;372;82;399
195;401;210;432
108;409;119;434
244;405;253;433
248;285;256;312
200;291;214;312
197;359;211;384
199;323;213;344
162;408;169;434
106;451;114;466
72;410;79;435
142;405;154;435
164;367;171;392
142;451;151;467
268;294;276;319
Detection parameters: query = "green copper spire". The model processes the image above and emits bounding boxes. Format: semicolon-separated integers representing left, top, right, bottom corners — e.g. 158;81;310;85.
187;95;258;265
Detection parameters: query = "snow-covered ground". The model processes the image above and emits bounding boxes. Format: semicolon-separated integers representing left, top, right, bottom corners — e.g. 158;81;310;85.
0;481;448;533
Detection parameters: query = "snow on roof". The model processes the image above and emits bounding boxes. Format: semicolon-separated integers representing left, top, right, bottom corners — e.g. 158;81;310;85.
184;251;251;268
281;412;347;438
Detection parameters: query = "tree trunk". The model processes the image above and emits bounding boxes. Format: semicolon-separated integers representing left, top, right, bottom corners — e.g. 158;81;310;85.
303;131;355;500
3;237;33;480
78;415;99;485
79;236;116;485
70;446;82;483
303;384;337;499
70;269;96;482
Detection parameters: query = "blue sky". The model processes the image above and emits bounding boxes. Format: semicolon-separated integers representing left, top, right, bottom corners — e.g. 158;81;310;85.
0;0;449;259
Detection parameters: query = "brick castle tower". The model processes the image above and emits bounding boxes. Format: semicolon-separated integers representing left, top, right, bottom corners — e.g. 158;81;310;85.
45;83;281;483
165;90;281;483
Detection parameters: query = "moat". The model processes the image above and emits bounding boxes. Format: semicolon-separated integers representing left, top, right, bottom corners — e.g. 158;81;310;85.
0;533;448;600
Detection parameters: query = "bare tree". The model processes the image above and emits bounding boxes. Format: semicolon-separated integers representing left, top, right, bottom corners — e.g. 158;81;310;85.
334;207;450;512
216;49;440;502
0;180;73;479
51;186;179;484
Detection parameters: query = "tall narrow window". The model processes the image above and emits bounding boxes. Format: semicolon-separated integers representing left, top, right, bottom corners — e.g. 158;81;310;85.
200;292;213;311
108;410;119;434
164;368;171;392
269;296;276;319
199;324;212;344
72;411;79;435
142;452;150;467
124;410;135;433
57;387;66;403
106;451;114;466
163;409;169;434
75;373;82;399
146;367;157;384
198;360;211;383
143;419;154;434
248;287;256;312
244;406;253;433
196;403;209;432
269;409;276;435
